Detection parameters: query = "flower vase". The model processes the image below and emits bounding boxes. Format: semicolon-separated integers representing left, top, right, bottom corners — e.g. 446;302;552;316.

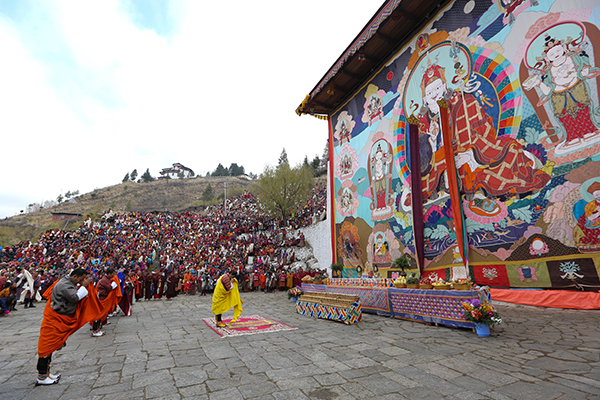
291;296;297;303
474;323;490;337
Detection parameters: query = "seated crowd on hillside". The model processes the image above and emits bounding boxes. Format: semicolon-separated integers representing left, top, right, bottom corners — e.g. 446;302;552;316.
0;185;327;317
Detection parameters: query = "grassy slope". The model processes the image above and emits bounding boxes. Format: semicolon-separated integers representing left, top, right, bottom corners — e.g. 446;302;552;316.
0;176;255;247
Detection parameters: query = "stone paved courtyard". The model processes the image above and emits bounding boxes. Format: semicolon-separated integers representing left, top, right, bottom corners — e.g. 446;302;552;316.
1;290;599;400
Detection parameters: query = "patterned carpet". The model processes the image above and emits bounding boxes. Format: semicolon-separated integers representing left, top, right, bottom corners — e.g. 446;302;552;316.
202;314;297;338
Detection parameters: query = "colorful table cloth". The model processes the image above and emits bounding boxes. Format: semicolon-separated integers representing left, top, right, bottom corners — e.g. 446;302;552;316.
301;283;479;328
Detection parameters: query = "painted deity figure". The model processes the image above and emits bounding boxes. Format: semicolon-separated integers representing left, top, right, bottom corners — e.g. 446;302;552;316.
372;144;390;209
417;62;550;200
338;222;363;267
524;34;600;151
373;235;391;264
367;95;383;122
340;153;353;176
574;182;600;249
340;189;353;214
339;120;351;142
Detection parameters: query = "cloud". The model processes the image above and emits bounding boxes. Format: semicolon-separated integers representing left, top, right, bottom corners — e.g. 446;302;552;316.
0;1;384;218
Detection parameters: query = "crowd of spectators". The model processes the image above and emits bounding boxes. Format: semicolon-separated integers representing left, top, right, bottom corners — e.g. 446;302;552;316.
0;184;328;317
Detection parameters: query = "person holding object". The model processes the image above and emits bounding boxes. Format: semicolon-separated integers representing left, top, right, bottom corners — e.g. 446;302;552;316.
211;272;243;327
36;268;94;386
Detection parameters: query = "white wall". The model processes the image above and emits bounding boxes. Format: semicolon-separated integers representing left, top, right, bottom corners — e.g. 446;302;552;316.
300;166;333;274
300;217;332;274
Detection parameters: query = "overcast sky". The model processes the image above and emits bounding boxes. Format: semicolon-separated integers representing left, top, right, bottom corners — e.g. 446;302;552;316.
0;0;383;218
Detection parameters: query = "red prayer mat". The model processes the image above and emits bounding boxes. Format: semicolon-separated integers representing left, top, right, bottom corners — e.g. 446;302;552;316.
202;314;297;337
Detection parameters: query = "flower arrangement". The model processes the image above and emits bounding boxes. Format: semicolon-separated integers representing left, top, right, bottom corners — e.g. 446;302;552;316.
462;298;503;327
287;286;303;300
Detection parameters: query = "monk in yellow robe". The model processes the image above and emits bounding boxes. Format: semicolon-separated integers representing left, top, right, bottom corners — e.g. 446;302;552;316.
211;273;242;327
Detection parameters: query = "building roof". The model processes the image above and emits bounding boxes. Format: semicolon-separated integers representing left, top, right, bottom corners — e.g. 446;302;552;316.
51;212;82;216
296;0;451;117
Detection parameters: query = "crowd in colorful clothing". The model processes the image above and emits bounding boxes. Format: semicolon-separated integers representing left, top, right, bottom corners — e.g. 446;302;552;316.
0;185;328;317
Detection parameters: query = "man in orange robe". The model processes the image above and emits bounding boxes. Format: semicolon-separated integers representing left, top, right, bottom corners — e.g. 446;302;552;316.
36;268;102;386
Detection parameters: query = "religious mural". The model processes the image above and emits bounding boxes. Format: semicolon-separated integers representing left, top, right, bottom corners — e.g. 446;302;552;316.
331;0;600;289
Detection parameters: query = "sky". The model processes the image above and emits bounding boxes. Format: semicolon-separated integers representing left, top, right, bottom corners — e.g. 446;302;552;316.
0;0;384;219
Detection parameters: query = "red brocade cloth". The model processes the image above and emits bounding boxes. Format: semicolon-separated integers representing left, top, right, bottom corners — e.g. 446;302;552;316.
490;288;600;309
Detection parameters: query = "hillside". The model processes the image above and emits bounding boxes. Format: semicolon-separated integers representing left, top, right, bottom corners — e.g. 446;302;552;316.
0;176;255;247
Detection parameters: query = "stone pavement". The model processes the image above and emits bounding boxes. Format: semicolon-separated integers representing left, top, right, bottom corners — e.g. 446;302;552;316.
1;291;599;400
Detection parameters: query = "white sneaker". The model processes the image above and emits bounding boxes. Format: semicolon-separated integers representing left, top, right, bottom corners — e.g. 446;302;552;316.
49;373;61;381
35;376;58;386
91;330;105;337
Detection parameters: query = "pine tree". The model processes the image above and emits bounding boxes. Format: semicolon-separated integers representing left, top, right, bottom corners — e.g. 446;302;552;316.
320;140;329;171
122;172;130;183
130;169;138;181
141;168;153;183
278;148;289;167
229;163;245;176
212;163;229;176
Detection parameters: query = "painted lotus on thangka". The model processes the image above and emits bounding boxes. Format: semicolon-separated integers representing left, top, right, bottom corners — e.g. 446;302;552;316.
331;0;600;289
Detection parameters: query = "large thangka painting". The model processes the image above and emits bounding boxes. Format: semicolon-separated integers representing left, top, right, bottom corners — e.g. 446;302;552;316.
331;0;600;289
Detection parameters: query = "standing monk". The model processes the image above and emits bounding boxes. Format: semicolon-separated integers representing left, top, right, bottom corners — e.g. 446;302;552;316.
143;271;153;301
36;268;95;386
211;273;242;328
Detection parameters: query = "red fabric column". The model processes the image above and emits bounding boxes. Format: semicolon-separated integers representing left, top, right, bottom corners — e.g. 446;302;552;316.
439;100;468;267
327;116;337;266
408;120;425;275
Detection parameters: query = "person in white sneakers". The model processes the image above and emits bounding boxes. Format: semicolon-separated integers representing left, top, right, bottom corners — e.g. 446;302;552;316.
36;268;93;386
91;268;118;337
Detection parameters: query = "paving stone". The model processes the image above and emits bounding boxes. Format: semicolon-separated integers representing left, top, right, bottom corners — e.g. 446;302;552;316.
145;382;180;399
207;387;243;400
132;369;173;389
237;381;279;398
271;389;310;400
179;383;208;398
274;376;320;391
413;361;464;380
400;386;445;399
525;358;591;374
88;381;132;396
493;381;563;400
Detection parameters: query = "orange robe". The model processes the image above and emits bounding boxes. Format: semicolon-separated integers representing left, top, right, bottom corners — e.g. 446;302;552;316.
259;273;266;289
38;282;106;358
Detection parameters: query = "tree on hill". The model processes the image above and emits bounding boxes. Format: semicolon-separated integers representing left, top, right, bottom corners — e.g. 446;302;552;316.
202;184;214;202
257;163;313;225
229;163;245;176
130;169;138;182
320;140;330;173
123;172;130;183
278;148;289;167
141;168;153;183
212;163;229;177
311;156;321;176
